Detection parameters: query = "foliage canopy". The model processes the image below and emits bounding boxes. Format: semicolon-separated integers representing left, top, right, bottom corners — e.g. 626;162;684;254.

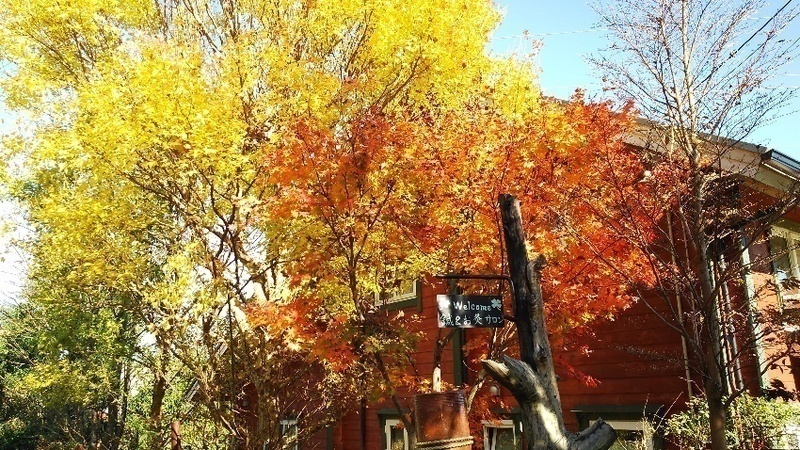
0;0;646;447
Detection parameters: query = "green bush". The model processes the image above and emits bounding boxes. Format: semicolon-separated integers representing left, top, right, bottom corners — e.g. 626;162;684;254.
665;394;800;450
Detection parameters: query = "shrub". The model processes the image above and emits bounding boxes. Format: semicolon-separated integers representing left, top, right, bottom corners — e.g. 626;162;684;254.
665;394;800;450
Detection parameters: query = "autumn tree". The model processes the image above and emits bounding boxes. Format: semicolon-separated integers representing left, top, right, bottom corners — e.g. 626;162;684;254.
0;119;236;448
260;51;650;442
420;93;650;448
0;0;511;447
2;0;653;448
0;296;229;450
591;0;800;448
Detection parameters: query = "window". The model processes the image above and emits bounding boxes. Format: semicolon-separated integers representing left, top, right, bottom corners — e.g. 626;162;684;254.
605;420;655;450
771;226;800;300
572;405;663;450
383;418;409;450
280;419;298;450
376;280;420;309
483;419;521;450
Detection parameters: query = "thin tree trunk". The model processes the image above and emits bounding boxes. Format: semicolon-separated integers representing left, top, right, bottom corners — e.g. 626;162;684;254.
690;167;728;450
105;360;124;450
107;393;121;450
150;342;170;450
373;351;416;444
706;382;727;450
359;397;367;450
120;364;130;439
148;373;168;450
482;194;616;450
432;329;457;393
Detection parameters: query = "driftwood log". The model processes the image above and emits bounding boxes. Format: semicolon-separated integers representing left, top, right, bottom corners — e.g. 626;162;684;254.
482;194;616;450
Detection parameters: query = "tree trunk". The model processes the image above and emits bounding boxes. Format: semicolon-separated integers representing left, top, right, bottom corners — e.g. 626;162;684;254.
148;372;167;450
690;169;728;450
482;194;616;450
150;343;169;450
359;396;367;450
432;329;457;393
98;359;125;450
706;384;727;450
106;392;121;450
700;317;727;450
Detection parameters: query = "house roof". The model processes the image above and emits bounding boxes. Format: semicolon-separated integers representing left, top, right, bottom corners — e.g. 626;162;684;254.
623;116;800;190
762;149;800;178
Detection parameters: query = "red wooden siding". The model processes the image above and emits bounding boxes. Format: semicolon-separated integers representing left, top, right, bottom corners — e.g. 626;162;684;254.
326;279;696;449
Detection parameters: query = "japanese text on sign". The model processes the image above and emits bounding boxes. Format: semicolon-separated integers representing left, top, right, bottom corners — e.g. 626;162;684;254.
436;295;504;328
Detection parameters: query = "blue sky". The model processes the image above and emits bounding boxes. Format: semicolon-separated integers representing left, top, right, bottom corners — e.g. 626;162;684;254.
492;0;800;158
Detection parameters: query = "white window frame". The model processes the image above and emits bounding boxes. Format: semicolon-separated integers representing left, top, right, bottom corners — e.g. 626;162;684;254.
384;419;409;450
482;419;520;449
376;280;418;306
279;419;298;450
605;419;655;450
772;226;800;300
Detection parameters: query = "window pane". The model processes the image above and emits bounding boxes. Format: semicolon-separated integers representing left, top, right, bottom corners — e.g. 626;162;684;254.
384;419;407;450
792;239;800;279
494;428;517;450
486;426;517;450
772;236;791;282
379;280;416;304
609;430;649;450
389;427;405;450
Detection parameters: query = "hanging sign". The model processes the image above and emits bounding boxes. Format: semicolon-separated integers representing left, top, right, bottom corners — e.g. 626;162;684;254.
436;295;504;328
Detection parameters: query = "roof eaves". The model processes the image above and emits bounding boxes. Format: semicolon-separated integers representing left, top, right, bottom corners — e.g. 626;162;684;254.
761;149;800;177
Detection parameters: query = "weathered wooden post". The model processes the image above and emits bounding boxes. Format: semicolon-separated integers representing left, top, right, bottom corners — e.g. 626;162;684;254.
482;194;616;450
